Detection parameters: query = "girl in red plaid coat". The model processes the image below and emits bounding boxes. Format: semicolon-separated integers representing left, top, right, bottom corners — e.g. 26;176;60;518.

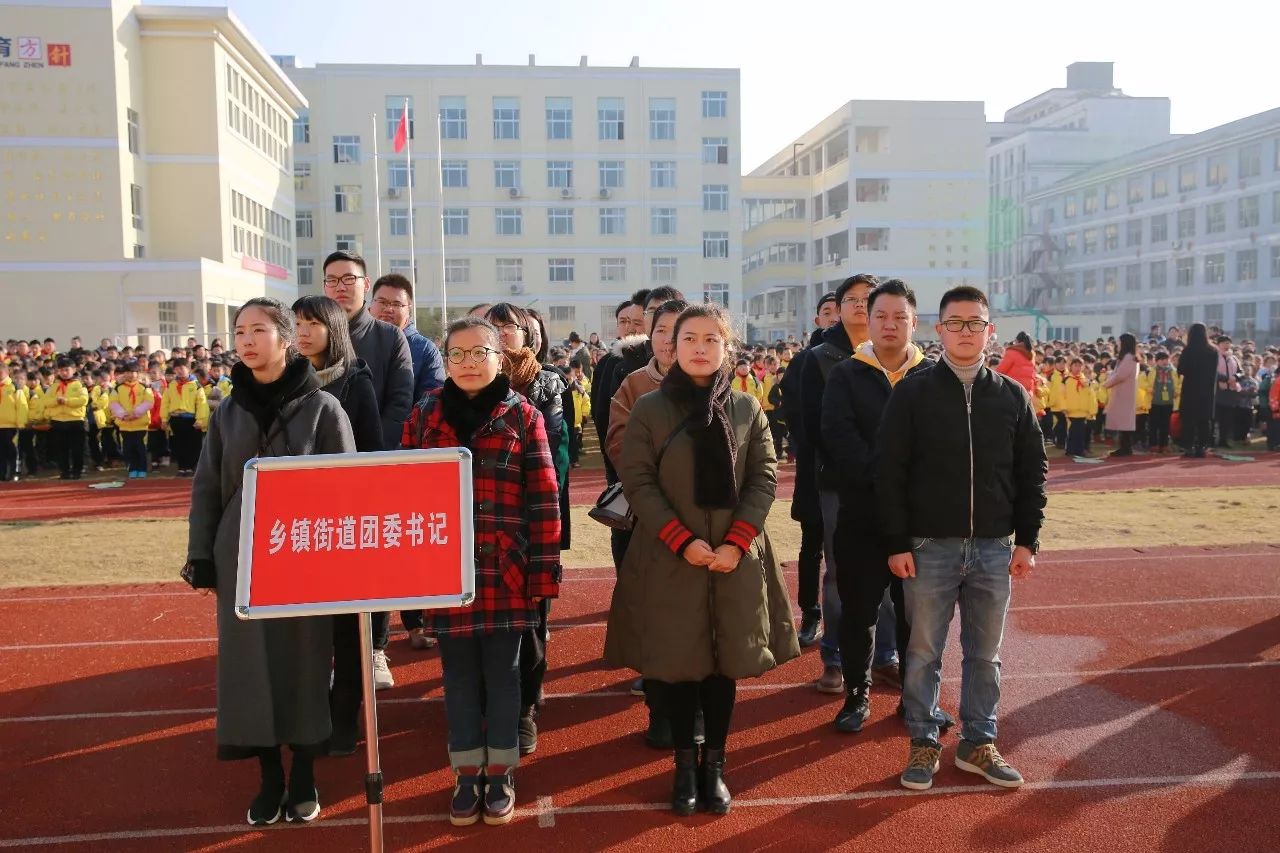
402;317;561;827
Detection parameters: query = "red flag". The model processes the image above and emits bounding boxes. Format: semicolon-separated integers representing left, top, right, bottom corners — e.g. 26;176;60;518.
393;111;408;154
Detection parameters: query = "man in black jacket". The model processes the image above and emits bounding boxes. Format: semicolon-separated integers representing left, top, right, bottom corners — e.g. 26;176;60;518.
590;293;648;484
878;285;1047;792
798;273;878;694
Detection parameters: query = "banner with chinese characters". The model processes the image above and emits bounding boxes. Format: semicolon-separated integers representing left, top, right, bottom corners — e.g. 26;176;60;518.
234;448;475;619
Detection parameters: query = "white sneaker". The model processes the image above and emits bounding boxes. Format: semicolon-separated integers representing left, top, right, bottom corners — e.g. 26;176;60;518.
372;650;394;690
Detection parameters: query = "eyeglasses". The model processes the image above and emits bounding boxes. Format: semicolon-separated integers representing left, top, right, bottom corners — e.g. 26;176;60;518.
446;346;500;365
373;297;409;310
323;274;366;288
841;297;869;307
940;319;991;333
494;323;524;337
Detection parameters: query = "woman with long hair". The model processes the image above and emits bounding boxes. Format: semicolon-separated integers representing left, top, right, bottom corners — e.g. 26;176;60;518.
186;297;355;825
605;303;799;817
1103;333;1139;457
1178;323;1220;457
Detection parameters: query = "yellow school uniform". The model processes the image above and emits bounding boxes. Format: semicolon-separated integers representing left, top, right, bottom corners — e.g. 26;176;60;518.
161;378;210;430
1048;370;1066;413
732;373;767;408
1061;374;1098;420
43;378;89;423
109;381;156;432
90;384;114;429
0;378;29;429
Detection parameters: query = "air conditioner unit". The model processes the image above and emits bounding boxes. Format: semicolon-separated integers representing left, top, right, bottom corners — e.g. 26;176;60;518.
508;186;522;198
560;187;573;199
387;187;402;199
599;188;611;200
509;283;525;295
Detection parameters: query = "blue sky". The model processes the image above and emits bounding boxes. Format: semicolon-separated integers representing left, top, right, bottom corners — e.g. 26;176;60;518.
157;0;1276;168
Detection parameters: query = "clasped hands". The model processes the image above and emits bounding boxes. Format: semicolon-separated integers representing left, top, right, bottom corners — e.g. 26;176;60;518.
684;539;742;573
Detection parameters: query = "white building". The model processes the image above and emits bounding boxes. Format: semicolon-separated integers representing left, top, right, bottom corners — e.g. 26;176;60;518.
742;100;987;342
280;56;741;341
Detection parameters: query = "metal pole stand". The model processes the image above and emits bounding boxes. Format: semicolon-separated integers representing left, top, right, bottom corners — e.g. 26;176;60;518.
357;611;385;853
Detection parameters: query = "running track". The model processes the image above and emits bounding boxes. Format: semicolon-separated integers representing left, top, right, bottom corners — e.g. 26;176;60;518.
1;544;1279;850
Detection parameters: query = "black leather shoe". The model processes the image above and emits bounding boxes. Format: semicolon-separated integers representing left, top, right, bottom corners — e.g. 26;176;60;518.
834;690;871;733
645;708;673;750
698;747;731;815
797;613;822;647
671;749;699;816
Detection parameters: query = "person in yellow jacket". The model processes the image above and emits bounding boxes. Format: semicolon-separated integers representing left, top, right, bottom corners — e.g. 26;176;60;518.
161;357;209;477
1092;365;1109;446
45;356;89;479
0;363;28;482
110;360;155;478
1062;357;1098;457
1048;356;1068;449
732;357;767;407
1133;353;1152;451
761;355;787;459
566;362;591;469
88;368;121;472
1143;351;1182;452
20;369;48;477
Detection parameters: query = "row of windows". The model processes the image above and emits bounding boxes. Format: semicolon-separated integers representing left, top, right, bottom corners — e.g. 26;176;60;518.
742;198;806;229
1062;246;1280;296
1055;193;1280;257
226;64;289;169
231;189;293;270
318;137;731;168
1137;302;1280;339
296;254;717;289
743;242;806;273
294;92;730;147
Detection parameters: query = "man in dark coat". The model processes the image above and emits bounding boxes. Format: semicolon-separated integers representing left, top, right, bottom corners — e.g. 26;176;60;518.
1177;323;1219;457
590;296;647;484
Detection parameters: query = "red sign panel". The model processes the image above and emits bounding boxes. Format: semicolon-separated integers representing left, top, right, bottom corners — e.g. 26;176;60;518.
47;44;71;67
235;450;475;619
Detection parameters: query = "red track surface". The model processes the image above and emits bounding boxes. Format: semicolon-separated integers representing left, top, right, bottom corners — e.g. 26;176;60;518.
4;453;1279;523
2;544;1279;850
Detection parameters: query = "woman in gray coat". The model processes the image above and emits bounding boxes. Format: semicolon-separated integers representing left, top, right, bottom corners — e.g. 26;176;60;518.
185;297;355;826
605;303;799;817
1104;333;1139;457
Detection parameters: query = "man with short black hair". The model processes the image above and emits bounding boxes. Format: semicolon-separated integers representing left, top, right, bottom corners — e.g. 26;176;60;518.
370;273;445;405
879;285;1047;792
566;332;592;379
589;289;656;485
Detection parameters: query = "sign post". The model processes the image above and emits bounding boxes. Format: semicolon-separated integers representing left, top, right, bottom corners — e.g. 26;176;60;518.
234;448;474;852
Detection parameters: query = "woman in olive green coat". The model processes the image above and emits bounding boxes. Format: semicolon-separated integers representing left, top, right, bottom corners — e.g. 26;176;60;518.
605;304;799;818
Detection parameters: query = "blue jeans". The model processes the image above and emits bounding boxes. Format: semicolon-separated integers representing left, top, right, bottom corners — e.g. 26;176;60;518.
902;537;1012;745
818;491;843;668
437;630;523;770
873;589;898;667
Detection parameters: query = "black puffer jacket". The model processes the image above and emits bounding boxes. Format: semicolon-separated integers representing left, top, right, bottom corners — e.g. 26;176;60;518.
799;323;858;493
520;366;569;549
876;360;1048;556
779;327;824;523
319;358;382;454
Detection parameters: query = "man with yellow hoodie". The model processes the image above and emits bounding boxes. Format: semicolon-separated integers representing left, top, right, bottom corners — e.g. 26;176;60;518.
1062;357;1098;457
45;356;89;480
0;363;28;482
110;361;155;479
160;357;209;477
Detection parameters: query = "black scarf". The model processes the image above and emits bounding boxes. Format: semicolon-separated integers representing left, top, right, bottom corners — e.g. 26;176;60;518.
660;362;737;508
441;375;511;448
230;357;320;436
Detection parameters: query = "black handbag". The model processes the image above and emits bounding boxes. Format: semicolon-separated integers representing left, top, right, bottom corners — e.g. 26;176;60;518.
588;419;687;531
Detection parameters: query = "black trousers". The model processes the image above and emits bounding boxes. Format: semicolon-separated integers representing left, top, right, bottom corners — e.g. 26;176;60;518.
121;431;148;473
147;428;168;464
647;676;735;749
834;517;909;693
520;599;550;710
1134;414;1149;446
1186;417;1212;452
18;429;38;475
168;417;201;470
1052;412;1067;448
568;427;582;464
610;527;632;576
1214;405;1235;446
329;613;366;741
797;516;824;616
1149;405;1173;448
766;411;786;459
88;423;120;467
1235;408;1254;442
50;420;85;476
0;428;16;480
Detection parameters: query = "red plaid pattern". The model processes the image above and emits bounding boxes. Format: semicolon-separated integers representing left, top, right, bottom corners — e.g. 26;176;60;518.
403;388;562;637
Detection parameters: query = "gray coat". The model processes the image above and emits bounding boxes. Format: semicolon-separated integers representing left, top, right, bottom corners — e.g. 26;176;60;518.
188;389;355;750
605;389;799;683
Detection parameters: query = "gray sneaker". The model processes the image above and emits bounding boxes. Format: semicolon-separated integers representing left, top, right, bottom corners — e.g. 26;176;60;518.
372;650;395;690
900;739;941;790
955;739;1023;788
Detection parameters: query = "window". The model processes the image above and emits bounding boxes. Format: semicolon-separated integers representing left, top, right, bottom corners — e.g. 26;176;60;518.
494;160;520;189
547;208;574;236
1082;228;1098;254
387;259;416;280
1239;145;1262;179
651;257;677;283
385;97;414;141
1104;267;1118;294
1064;195;1078;219
297;258;314;287
598;207;624;236
703;184;729;212
388;160;416;189
1176;305;1194;327
1150;214;1168;242
293;162;311;193
702;137;729;164
548;306;576;325
444;259;470;285
1206;202;1226;234
600;258;626;282
547;160;574;189
702;91;727;118
548;258;575;283
1104;183;1120;210
1151;170;1168;198
598;160;624;189
854;126;888;153
1063;233;1078;256
1178;162;1197;192
1238;249;1258;282
1206;156;1228;187
1082;270;1097;295
703;231;729;259
390;208;414;237
443;208;469;236
496;259;523;285
495;208;522;236
545;96;573;140
441;160;467;188
440;96;467;139
1236;301;1257;338
126;108;140;154
649;97;676;140
1275;191;1280;224
704;282;729;307
293;108;310;143
651;207;676;236
1126;177;1143;204
1239;195;1260;228
598;97;624;140
1126;218;1142;247
1205;253;1226;284
855;179;889;202
1274;246;1280;278
1176;257;1194;287
1176;208;1196;239
1150;260;1167;289
333;135;360;164
1104;223;1119;251
1083;189;1098;215
1205;304;1223;328
856;228;890;252
650;160;676;188
295;211;313;239
335;234;358;253
492;96;519;140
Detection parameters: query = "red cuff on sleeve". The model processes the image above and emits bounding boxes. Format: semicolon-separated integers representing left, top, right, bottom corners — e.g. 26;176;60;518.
659;519;695;555
724;520;759;554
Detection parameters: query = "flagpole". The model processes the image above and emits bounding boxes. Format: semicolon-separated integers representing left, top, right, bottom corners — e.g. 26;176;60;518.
405;97;417;322
436;110;447;330
371;112;382;278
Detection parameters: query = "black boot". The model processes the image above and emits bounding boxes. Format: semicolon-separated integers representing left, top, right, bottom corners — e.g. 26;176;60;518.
694;706;706;745
645;707;673;749
671;748;699;816
698;747;731;815
834;688;870;733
